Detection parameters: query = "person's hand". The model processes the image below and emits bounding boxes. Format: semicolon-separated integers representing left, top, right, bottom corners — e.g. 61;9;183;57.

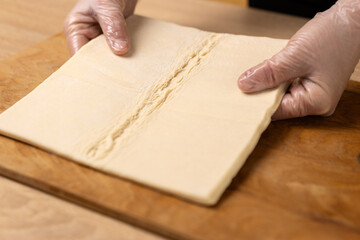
64;0;137;56
238;0;360;120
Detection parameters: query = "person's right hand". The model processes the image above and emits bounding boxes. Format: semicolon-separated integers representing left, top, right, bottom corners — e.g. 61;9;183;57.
64;0;137;56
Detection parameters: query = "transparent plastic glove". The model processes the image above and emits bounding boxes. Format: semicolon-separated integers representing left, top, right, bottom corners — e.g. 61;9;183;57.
238;0;360;120
64;0;137;55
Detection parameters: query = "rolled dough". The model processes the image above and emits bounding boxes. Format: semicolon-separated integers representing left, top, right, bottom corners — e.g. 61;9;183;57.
0;15;287;205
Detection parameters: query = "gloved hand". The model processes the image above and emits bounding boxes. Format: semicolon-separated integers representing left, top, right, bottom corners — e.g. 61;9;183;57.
238;0;360;120
64;0;137;55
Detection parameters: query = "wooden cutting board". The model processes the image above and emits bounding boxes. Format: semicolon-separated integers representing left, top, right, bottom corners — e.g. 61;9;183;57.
1;21;360;240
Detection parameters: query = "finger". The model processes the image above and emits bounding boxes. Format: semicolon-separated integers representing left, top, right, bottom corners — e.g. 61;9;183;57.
67;35;88;55
64;14;102;55
123;0;138;17
271;78;332;120
95;4;130;55
238;44;310;93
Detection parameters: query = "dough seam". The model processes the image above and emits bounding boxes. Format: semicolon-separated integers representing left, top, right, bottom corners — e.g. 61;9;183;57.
86;34;221;160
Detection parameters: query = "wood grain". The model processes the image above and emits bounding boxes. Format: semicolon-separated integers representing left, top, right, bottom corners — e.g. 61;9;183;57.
0;176;165;240
0;0;247;61
0;0;76;60
0;0;162;239
0;0;250;238
0;23;360;240
1;0;360;239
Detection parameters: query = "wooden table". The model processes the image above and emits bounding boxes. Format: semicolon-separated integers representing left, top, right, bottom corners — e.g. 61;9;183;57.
0;0;170;238
1;0;359;239
0;2;251;239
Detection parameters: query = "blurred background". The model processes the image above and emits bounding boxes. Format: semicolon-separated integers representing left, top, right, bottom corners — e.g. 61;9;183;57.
222;0;336;18
0;0;336;61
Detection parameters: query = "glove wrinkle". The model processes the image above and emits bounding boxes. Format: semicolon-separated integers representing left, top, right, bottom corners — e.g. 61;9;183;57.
239;0;360;120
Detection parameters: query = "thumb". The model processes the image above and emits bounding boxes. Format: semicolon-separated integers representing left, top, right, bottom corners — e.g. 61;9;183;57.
272;78;336;120
94;2;130;55
238;45;309;93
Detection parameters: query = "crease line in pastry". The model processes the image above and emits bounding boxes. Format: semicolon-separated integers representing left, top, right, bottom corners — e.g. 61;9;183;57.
85;34;221;160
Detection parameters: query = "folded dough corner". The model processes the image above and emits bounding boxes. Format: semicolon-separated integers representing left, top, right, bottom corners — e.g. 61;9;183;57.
0;15;287;205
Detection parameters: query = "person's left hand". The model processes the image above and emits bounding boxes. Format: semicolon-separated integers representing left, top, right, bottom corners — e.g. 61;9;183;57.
237;0;360;120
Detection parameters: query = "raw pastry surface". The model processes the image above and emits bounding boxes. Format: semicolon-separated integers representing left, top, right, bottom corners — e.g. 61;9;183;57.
0;15;287;205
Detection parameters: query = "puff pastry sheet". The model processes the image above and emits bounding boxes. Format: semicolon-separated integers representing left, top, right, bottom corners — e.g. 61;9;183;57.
0;15;288;205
